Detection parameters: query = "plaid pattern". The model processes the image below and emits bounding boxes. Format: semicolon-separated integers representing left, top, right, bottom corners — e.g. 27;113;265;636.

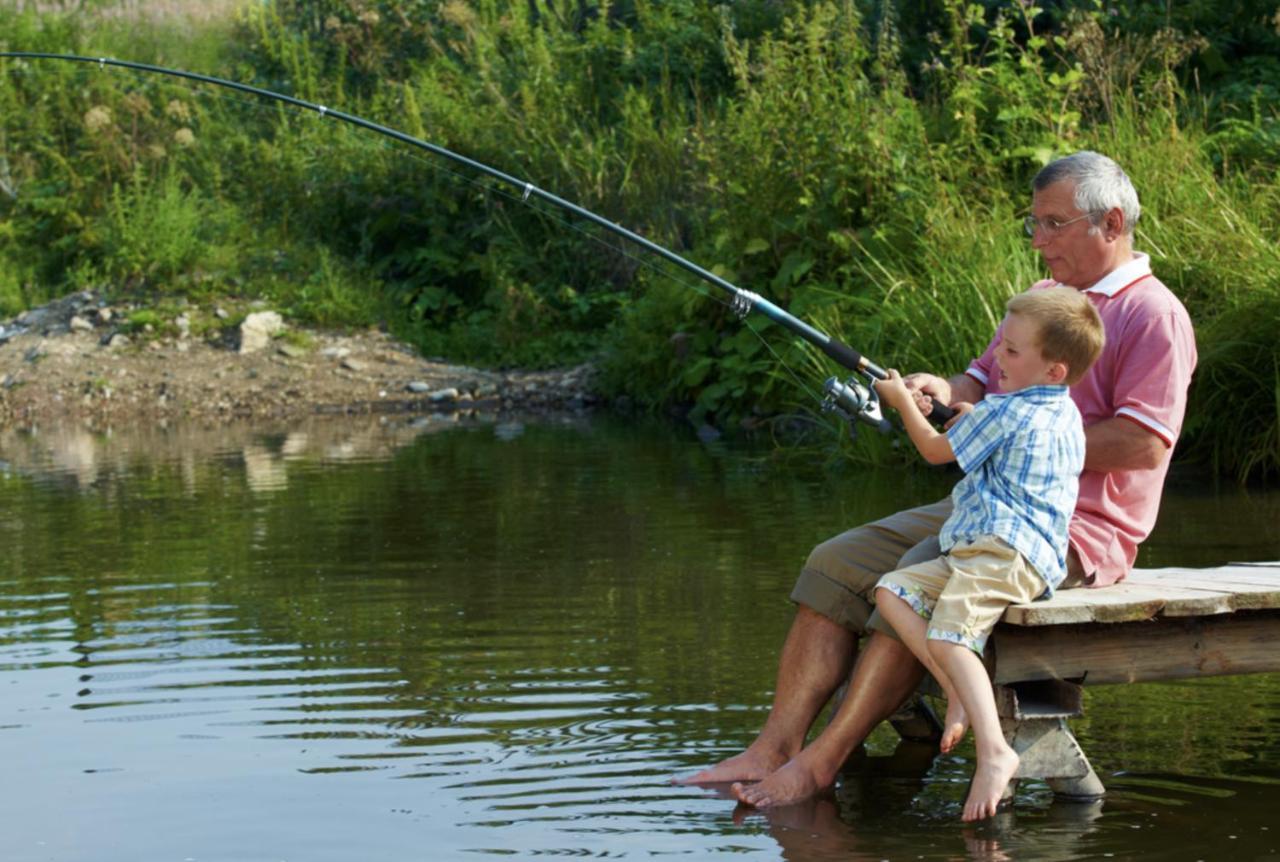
939;385;1084;594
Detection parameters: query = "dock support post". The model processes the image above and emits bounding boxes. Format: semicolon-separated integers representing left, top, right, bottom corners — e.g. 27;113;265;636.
995;680;1105;801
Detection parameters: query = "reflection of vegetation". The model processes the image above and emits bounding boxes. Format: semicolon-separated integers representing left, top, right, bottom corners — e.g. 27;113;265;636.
0;418;950;737
2;418;1280;786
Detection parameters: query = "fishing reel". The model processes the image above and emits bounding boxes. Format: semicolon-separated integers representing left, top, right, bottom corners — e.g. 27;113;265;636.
822;374;894;437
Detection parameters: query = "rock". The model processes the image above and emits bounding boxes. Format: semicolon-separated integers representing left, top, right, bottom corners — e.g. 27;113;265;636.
96;307;114;324
238;311;284;354
429;387;459;403
69;315;94;332
321;346;351;360
340;357;365;372
105;333;131;350
277;343;307;359
406;381;432;394
214;307;229;320
696;423;721;443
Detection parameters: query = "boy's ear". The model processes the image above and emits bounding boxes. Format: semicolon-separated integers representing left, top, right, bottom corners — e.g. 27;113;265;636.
1046;361;1070;385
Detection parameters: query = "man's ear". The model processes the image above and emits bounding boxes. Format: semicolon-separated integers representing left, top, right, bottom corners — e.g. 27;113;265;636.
1103;207;1125;239
1046;361;1070;385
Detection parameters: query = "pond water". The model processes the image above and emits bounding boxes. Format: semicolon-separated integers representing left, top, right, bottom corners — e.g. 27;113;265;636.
2;415;1278;862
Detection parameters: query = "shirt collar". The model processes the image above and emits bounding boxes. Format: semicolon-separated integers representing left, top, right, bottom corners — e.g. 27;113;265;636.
988;384;1071;403
1080;252;1152;298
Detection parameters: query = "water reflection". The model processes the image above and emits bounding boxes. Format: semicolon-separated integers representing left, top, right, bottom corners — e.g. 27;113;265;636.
0;415;1278;861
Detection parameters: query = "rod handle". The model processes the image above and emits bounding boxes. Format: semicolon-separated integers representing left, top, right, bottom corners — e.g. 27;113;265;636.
927;401;956;425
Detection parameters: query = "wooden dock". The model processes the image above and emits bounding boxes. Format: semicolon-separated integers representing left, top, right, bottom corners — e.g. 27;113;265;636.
982;561;1280;800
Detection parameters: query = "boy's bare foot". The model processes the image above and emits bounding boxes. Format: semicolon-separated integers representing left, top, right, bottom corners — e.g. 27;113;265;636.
673;743;790;786
730;749;835;808
962;746;1020;822
940;699;969;753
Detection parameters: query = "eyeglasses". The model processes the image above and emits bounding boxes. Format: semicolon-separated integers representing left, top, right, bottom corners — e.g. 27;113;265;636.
1023;212;1097;237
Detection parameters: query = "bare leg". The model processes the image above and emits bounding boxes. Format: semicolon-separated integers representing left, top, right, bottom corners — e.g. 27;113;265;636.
731;631;925;807
929;641;1020;822
675;605;855;785
874;588;969;753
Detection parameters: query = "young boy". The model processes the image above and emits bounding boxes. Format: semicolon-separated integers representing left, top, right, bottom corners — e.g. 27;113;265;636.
871;286;1105;822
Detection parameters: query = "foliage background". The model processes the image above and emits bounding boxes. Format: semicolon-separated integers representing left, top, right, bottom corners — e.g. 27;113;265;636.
1;0;1278;481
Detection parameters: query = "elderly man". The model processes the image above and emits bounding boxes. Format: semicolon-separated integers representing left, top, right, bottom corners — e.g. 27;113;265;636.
677;151;1198;808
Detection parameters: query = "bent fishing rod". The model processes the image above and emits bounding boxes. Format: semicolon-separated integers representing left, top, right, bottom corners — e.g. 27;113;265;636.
1;51;955;433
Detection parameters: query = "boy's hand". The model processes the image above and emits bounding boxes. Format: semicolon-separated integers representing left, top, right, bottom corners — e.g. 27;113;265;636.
943;401;974;430
873;370;915;414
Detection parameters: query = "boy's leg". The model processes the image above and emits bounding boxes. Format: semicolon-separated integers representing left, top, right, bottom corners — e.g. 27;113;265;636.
927;640;1020;822
925;536;1050;820
871;556;970;750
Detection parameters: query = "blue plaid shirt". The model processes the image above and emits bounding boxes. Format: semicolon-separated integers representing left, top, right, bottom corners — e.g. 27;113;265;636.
939;385;1084;595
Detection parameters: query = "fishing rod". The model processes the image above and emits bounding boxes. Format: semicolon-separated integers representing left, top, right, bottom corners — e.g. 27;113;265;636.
0;51;955;433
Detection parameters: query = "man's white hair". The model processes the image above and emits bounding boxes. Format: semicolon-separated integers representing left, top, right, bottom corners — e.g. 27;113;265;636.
1033;151;1141;235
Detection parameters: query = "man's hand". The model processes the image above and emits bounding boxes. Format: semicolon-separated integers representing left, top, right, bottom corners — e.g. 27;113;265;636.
902;373;951;417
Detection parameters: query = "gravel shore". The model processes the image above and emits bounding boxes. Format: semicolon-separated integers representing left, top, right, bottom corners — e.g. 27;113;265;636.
0;291;600;428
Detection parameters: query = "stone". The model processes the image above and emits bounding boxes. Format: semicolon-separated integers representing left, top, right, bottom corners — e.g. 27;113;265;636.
406;381;431;393
340;357;366;372
69;315;94;332
238;311;285;354
429;387;459;403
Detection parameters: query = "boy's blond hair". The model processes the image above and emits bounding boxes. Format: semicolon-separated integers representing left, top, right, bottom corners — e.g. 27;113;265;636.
1006;287;1105;386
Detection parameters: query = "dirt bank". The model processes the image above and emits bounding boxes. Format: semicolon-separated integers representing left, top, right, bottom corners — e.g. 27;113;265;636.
0;291;600;428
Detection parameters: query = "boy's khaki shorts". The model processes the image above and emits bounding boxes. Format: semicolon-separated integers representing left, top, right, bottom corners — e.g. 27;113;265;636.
876;535;1047;654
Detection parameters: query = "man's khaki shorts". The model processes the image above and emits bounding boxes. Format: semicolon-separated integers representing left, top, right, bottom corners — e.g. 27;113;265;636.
790;499;953;634
875;535;1047;654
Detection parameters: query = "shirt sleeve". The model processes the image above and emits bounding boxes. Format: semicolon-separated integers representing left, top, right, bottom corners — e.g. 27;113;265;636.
946;397;1008;475
1110;307;1197;446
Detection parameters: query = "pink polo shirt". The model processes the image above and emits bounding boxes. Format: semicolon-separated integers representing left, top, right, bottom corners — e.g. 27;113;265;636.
965;254;1197;585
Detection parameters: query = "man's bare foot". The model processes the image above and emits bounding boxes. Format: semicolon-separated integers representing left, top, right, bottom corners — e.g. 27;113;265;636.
674;744;790;786
730;749;834;808
962;746;1020;822
940;699;969;754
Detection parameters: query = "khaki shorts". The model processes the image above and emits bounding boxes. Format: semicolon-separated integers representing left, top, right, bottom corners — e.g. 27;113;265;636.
790;499;953;634
875;536;1047;654
791;499;1087;639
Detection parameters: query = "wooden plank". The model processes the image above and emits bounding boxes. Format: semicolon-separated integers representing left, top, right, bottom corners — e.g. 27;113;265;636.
991;610;1280;685
1000;563;1280;626
1130;565;1280;589
1125;570;1280;612
1001;582;1232;626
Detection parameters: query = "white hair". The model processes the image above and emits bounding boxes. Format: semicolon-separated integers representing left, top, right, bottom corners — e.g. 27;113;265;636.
1033;151;1141;235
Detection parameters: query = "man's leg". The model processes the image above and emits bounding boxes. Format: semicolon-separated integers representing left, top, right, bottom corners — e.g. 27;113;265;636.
676;605;857;784
725;505;951;806
732;628;925;806
678;500;951;789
